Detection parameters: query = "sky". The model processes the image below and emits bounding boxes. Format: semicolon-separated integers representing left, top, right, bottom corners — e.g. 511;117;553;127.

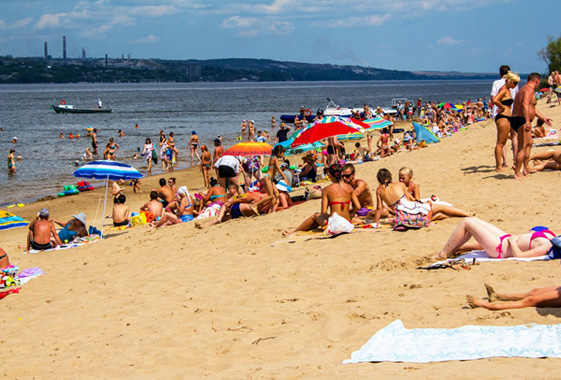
1;0;559;74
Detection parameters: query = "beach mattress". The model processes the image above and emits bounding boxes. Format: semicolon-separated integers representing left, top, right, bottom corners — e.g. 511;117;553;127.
344;319;561;363
0;210;29;231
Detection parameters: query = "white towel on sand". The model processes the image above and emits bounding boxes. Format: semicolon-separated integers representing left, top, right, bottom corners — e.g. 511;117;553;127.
344;319;561;363
433;250;550;266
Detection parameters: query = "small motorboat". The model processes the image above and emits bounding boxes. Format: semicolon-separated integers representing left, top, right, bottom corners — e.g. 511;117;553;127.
51;100;112;114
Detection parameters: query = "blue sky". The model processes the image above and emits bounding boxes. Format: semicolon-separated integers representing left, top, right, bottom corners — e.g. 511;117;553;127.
1;0;559;73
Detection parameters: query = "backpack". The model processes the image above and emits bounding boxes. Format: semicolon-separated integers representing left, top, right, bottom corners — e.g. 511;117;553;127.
548;236;561;259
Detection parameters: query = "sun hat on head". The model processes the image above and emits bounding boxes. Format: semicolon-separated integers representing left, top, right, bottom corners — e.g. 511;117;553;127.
39;208;49;218
192;131;196;135
13;137;17;141
73;212;87;226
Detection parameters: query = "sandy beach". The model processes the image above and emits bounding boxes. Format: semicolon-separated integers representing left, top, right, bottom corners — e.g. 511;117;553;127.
3;98;561;379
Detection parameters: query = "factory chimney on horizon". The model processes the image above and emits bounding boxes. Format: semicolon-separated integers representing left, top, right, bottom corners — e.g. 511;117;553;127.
44;42;48;60
63;35;66;61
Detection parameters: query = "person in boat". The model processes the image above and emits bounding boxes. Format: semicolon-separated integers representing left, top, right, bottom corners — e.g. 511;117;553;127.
434;217;559;260
26;208;63;251
371;168;471;229
283;163;360;235
97;99;102;109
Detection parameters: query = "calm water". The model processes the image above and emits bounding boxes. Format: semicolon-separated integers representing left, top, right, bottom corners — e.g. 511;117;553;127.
0;80;494;206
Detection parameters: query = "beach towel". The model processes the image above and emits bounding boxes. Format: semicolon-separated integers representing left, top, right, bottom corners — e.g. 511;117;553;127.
0;210;29;231
343;319;561;364
427;250;551;268
24;234;100;254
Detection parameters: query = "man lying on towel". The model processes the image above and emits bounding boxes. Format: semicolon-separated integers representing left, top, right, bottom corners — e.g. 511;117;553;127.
26;208;63;251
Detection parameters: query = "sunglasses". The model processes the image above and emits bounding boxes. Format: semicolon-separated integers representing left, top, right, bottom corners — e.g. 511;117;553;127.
342;174;353;178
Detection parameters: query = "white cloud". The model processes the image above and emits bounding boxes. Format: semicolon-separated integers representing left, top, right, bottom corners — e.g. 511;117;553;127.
222;16;259;29
35;13;67;30
131;34;160;44
268;21;293;35
437;36;464;45
318;14;391;28
129;5;177;17
221;15;293;37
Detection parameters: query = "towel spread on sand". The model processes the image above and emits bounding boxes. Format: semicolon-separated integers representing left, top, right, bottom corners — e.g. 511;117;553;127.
0;210;29;231
24;235;100;254
343;319;561;363
433;250;551;266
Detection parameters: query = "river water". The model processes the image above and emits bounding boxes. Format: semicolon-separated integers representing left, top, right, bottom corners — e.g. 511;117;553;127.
0;80;495;206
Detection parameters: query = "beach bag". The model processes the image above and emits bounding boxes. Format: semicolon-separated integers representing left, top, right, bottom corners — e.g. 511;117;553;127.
393;208;430;231
548;236;561;259
151;147;158;164
324;212;353;236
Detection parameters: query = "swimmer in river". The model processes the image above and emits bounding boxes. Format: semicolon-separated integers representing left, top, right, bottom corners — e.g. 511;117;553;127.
7;148;16;174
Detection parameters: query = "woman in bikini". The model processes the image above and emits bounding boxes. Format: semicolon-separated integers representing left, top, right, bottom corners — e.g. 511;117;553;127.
377;128;391;158
189;131;201;161
372;168;470;228
200;145;212;188
142;138;154;173
151;186;195;228
433;217;559;260
263;145;289;213
283;163;360;235
492;71;520;172
398;167;420;200
197;177;227;209
104;138;119;160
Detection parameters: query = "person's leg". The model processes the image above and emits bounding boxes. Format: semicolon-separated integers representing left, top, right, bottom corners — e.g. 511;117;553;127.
494;119;510;171
510;129;518;170
514;129;527;179
467;286;561;310
523;132;535;174
430;204;471;220
530;151;556;162
284;213;327;235
534;161;561;172
434;217;505;259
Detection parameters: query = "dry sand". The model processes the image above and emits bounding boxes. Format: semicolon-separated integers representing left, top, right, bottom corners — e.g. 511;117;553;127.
2;99;561;379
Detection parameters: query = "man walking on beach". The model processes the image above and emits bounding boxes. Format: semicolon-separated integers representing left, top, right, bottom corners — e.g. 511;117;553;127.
511;72;553;179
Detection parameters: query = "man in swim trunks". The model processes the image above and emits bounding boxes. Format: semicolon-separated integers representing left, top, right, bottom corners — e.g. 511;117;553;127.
512;72;553;179
157;178;175;208
112;194;130;227
26;208;63;251
341;164;374;219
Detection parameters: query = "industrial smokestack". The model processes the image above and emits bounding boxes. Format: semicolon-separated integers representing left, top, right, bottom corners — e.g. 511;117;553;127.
63;35;66;60
82;48;86;59
44;42;48;60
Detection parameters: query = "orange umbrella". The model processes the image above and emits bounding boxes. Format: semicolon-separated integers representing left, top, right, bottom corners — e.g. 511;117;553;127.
223;141;273;156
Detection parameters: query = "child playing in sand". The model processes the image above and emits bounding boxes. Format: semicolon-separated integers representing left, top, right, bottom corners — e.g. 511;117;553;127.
398;167;420;200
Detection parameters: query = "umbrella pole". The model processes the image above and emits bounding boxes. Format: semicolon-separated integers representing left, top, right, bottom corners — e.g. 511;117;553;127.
93;195;102;233
101;175;109;238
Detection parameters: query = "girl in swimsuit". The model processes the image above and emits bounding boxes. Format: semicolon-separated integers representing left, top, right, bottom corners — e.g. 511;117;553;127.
283;163;360;235
200;145;212;188
434;217;558;260
492;71;520;172
372;168;470;227
189;131;201;161
264;146;289;213
398;167;420;200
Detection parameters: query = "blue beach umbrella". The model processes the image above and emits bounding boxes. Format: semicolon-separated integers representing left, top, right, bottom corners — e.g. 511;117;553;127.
73;160;143;236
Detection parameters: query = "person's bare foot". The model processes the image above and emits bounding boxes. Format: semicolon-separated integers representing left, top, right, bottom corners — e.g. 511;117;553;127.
485;283;497;301
495;167;503;173
432;251;448;260
466;295;481;309
524;167;537;175
282;230;293;237
513;172;525;180
502;163;509;168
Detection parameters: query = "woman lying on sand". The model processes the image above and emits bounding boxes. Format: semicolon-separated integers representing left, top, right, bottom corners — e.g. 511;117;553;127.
467;283;561;310
283;163;360;236
433;217;560;260
372;168;471;227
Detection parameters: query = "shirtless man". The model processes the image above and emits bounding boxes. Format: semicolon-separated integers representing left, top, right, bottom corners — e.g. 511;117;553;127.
342;164;374;218
26;208;63;251
112;194;130;227
140;190;164;221
91;128;98;155
511;73;553;179
7;148;15;174
157;178;174;208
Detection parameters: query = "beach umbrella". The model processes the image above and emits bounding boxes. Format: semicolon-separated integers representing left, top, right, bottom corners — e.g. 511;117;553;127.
73;160;143;237
540;88;550;92
363;117;392;131
223;141;273;156
285;141;324;156
443;102;454;109
291;121;363;148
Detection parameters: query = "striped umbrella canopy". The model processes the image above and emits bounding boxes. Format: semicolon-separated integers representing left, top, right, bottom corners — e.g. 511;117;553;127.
223;141;273;156
311;115;369;129
363;117;392;131
73;160;143;237
73;160;143;180
285;141;324;156
291;121;363;148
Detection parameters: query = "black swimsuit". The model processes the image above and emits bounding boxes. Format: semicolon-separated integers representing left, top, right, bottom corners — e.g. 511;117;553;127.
495;98;514;122
510;116;526;132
